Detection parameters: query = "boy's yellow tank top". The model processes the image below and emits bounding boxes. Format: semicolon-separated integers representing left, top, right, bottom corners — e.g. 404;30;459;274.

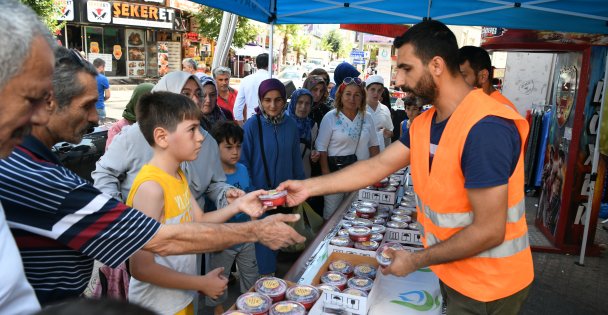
127;164;193;224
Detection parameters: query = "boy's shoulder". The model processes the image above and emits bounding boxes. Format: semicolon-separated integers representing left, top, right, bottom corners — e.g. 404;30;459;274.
234;162;249;174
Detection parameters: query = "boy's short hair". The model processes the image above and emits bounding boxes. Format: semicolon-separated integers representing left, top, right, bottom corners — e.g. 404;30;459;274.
137;91;202;146
93;58;105;68
211;122;243;145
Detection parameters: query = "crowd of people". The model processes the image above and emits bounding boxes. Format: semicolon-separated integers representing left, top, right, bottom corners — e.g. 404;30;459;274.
0;0;533;314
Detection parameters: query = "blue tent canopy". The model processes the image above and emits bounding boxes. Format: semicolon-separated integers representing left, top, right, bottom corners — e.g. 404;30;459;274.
192;0;608;34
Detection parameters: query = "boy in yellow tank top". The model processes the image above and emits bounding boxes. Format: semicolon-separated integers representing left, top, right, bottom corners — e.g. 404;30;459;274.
126;92;270;315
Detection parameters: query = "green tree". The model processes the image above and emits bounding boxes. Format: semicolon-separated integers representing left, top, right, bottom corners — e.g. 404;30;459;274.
321;30;342;60
193;7;260;48
21;0;64;33
275;24;300;65
292;33;310;65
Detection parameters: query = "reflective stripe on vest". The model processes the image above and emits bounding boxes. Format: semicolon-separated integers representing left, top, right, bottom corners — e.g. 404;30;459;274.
426;230;530;259
423;199;525;229
414;193;425;237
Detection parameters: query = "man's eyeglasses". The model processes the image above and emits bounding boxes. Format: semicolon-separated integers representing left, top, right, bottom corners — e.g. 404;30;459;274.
342;77;364;86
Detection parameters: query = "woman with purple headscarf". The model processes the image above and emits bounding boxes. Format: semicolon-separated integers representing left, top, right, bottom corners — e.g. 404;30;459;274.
240;78;305;276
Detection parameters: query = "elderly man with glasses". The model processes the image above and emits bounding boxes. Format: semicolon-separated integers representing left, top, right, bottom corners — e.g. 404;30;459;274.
213;66;238;117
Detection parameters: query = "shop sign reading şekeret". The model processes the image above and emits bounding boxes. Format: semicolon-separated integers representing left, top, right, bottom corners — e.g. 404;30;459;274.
111;1;175;29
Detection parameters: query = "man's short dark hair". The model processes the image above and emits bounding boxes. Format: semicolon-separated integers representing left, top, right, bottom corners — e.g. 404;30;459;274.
53;47;98;110
256;53;269;69
211;121;243;145
137;91;202;146
93;58;105;68
459;46;493;79
394;20;460;75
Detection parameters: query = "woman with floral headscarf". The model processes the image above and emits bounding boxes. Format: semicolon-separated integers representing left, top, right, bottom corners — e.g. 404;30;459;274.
287;88;320;178
198;76;233;131
240;78;305;276
303;71;333;127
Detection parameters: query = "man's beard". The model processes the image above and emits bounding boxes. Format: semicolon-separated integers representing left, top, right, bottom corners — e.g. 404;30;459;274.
401;71;437;105
474;73;483;89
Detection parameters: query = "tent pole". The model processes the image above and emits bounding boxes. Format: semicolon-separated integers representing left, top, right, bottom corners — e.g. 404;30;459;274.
577;52;608;266
269;22;274;78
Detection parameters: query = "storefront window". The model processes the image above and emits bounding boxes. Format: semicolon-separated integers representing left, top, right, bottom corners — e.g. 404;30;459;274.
85;26;126;76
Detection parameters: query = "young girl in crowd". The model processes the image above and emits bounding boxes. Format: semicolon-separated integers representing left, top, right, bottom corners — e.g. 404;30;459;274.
240;78;305;276
316;77;380;219
287;88;319;178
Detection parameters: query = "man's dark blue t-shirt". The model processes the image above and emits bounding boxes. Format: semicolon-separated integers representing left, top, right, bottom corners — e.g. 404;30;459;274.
400;114;521;189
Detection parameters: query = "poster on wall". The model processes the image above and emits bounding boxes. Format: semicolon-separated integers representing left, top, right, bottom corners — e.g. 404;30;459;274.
536;52;582;236
127;29;146;77
87;53;113;72
157;41;181;76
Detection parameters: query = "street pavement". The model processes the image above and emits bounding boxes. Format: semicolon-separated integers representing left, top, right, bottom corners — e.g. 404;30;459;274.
106;84;608;315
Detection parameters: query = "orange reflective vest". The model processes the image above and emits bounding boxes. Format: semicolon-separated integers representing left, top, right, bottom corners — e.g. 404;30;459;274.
490;90;518;112
409;89;534;302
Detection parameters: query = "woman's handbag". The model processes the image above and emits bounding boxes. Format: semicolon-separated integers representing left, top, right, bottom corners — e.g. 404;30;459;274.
327;117;363;172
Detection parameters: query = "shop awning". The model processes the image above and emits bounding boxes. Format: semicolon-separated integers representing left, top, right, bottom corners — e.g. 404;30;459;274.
191;0;608;34
233;45;269;57
340;24;410;38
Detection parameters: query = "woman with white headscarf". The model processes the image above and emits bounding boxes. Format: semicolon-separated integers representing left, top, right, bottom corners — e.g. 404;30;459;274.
93;71;242;210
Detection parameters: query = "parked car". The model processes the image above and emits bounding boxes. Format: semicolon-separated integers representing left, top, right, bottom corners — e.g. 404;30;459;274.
278;70;305;89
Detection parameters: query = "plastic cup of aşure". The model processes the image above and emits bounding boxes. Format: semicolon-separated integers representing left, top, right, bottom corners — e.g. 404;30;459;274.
268;301;306;315
254;277;288;303
320;271;348;291
376;242;405;267
347;276;374;292
348;226;371;242
258;190;288;207
328;260;354;276
236;292;272;315
353;263;377;279
285;285;320;310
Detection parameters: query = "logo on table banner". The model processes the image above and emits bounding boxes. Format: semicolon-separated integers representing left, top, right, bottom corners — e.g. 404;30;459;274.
391;290;441;312
88;1;111;23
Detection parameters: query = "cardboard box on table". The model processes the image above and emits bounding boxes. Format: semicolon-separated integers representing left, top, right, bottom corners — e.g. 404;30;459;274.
357;188;397;206
309;253;442;315
308;252;380;315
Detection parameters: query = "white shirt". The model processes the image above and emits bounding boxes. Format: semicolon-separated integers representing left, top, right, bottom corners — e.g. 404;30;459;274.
367;103;394;151
233;69;270;121
0;202;41;315
316;109;379;160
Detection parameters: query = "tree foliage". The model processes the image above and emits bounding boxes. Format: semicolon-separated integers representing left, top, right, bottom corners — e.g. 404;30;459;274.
193;7;260;48
21;0;64;33
275;24;300;65
292;33;310;64
321;30;342;60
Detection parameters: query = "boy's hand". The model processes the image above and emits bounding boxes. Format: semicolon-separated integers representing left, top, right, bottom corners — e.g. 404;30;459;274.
226;188;245;204
256;213;306;249
198;267;228;299
233;190;272;218
310;150;320;163
276;180;309;207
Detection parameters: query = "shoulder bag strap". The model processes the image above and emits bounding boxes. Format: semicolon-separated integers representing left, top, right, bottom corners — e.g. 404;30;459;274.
256;114;272;188
353;114;364;155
